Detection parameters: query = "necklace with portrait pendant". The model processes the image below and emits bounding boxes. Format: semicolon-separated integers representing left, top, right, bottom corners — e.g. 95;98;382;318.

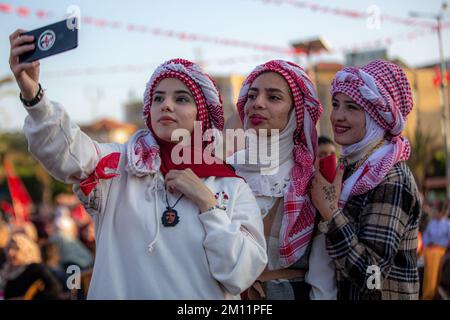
161;190;184;227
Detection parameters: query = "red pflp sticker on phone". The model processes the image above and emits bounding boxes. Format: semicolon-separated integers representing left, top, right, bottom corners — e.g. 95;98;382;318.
319;154;337;183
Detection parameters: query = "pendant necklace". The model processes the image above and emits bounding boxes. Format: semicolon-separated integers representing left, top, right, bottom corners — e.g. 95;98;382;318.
161;190;184;227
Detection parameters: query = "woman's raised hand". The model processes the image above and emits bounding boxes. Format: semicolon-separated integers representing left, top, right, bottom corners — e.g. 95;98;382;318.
9;29;40;100
165;169;217;213
310;160;344;221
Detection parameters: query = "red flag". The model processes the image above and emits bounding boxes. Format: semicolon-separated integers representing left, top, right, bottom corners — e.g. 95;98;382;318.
433;65;450;87
3;158;32;224
433;65;441;87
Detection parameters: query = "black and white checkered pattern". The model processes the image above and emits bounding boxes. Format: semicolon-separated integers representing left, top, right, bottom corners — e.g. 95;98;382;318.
326;161;421;300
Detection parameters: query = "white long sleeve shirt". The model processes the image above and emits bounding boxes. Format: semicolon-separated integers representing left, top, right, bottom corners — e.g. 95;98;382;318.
232;160;337;300
22;94;267;299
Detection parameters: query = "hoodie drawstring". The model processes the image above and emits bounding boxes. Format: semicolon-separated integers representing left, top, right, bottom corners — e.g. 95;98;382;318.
147;177;161;252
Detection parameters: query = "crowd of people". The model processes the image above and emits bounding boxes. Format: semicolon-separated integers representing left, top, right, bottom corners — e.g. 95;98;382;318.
1;28;449;300
1;188;448;300
0;198;95;299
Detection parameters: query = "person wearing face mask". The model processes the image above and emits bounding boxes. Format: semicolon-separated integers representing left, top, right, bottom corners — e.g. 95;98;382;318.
229;60;337;300
317;136;337;159
311;60;422;300
8;28;267;299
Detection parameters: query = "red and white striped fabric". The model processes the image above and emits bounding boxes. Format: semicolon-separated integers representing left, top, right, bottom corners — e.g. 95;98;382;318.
331;60;413;203
237;60;323;267
143;58;224;132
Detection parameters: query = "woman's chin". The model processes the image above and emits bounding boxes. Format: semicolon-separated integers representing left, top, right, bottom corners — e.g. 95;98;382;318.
246;124;269;134
153;130;172;142
333;132;351;146
334;135;363;147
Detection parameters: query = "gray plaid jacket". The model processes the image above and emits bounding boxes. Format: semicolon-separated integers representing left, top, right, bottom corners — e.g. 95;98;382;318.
325;161;421;300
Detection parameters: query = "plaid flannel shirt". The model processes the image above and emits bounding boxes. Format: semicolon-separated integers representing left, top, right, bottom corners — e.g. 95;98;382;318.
325;161;421;300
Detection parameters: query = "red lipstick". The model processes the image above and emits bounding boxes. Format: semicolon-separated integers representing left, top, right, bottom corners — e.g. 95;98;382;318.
249;114;266;126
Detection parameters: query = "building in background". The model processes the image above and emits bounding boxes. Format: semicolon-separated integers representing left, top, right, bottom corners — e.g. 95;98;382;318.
345;48;388;67
124;100;144;129
212;74;245;123
407;60;450;147
80;118;137;144
313;62;344;139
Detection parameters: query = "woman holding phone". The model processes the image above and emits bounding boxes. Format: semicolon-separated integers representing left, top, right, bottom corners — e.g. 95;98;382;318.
310;60;422;300
8;29;267;299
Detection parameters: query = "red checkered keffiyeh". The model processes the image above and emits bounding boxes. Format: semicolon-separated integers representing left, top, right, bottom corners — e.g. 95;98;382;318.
237;60;323;267
127;58;237;179
143;58;224;132
331;60;413;204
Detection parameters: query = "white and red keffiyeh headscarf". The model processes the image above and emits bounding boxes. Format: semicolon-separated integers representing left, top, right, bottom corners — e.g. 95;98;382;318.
330;60;413;205
127;58;236;178
143;58;224;132
236;60;323;267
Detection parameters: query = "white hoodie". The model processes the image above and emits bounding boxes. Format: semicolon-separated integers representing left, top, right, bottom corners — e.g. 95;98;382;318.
22;94;267;299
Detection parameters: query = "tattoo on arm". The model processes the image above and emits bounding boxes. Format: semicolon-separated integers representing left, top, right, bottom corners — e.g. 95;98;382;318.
323;185;337;211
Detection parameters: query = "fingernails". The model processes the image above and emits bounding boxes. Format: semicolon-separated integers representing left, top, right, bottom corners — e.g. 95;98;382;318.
339;164;345;171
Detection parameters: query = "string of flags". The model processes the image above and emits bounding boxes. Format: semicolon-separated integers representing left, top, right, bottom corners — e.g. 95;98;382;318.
1;2;446;57
256;0;440;29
